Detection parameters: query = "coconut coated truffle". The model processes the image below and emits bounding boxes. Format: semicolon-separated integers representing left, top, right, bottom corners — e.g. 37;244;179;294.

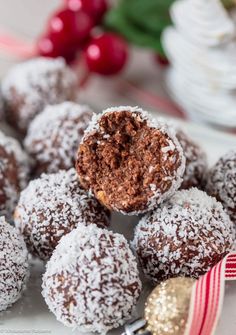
0;216;29;311
132;188;235;284
15;168;110;260
2;57;77;133
0;131;29;220
177;130;207;189
76;106;185;214
42;224;142;334
206;150;236;223
24;102;93;176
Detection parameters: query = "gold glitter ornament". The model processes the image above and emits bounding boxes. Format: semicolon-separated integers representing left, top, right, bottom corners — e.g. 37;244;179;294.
144;277;195;335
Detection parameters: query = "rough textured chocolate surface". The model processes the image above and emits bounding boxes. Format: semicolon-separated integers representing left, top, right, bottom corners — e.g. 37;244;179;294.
132;188;235;284
0;131;29;220
24;102;93;176
76;106;185;214
0;216;29;312
42;224;142;334
2;57;77;133
177;130;207;189
206;150;236;223
15;169;110;260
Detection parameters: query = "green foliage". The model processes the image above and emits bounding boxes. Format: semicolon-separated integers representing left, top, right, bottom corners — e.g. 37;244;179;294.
104;0;175;56
221;0;236;9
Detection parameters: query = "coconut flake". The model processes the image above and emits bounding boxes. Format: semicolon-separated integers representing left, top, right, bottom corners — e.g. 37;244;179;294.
24;102;93;174
2;57;77;131
42;224;142;334
0;216;29;311
15;168;110;260
132;188;235;283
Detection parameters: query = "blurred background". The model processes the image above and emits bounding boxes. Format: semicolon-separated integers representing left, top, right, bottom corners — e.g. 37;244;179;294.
0;0;236;133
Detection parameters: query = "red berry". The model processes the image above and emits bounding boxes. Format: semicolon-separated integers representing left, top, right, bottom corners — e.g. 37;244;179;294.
84;33;128;76
37;34;78;64
66;0;108;24
155;53;169;67
48;8;94;47
37;34;61;58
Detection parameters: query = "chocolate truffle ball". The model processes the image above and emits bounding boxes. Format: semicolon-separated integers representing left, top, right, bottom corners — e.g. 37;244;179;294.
42;224;142;333
0;131;29;220
0;216;29;311
24;102;93;176
76;106;185;214
132;188;235;284
206;150;236;223
2;57;77;133
177;130;207;189
15;168;110;260
0;90;4;120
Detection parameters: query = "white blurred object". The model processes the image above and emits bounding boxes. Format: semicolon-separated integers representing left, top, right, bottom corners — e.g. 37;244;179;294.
162;0;236;128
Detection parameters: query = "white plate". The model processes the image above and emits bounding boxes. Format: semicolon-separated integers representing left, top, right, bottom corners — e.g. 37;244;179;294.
0;118;235;335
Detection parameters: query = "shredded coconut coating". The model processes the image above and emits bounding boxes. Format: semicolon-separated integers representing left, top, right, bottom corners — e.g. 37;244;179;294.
2;57;77;132
15;169;110;260
42;224;142;334
132;188;235;284
0;216;29;311
177;130;207;189
0;130;29;220
24;102;93;175
206;150;236;223
78;106;185;215
0;89;4;120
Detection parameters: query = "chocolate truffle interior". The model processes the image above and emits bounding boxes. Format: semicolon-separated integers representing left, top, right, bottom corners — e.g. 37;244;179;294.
77;111;180;212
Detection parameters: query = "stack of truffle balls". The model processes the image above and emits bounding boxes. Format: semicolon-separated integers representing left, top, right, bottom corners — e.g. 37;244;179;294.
0;57;235;334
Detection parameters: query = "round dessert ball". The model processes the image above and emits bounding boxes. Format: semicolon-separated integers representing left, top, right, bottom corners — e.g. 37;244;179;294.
0;89;4;120
24;102;93;176
2;57;77;133
0;216;29;311
76;106;185;214
42;224;142;333
15;168;110;260
206;150;236;223
0;131;29;220
176;130;207;189
132;188;235;284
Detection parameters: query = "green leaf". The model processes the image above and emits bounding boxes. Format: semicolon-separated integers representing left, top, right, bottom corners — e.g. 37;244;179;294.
104;0;174;56
221;0;236;9
121;0;174;35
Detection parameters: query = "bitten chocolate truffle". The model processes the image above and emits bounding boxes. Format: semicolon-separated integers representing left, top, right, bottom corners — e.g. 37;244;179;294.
15;168;110;260
2;57;77;133
0;131;29;220
42;224;142;334
206;150;236;223
177;130;207;189
24;102;93;176
0;216;29;311
76;106;185;214
132;188;235;284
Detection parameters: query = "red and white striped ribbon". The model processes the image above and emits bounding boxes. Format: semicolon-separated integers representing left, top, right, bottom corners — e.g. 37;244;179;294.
185;252;236;335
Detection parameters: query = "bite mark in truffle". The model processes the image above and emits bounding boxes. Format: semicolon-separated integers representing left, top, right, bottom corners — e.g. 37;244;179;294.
76;106;185;214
